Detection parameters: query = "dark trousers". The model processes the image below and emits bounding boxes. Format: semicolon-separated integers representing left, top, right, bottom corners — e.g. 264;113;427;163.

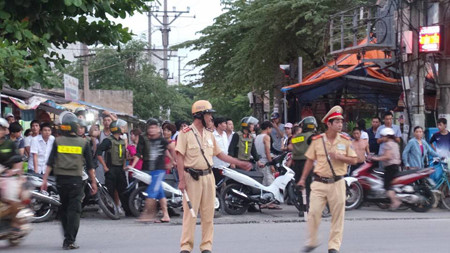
349;162;364;176
292;159;313;209
56;176;84;245
105;165;130;213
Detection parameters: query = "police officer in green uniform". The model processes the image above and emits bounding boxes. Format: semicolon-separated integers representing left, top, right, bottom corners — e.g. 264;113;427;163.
228;116;262;169
289;116;318;183
41;112;97;250
97;120;130;215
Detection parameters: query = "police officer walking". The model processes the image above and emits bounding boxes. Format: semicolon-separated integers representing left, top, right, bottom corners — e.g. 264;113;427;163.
289;116;317;215
176;100;252;253
41;112;97;250
298;106;357;253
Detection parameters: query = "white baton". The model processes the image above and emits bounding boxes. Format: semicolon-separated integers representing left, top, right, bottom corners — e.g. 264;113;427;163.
183;190;196;218
302;188;308;221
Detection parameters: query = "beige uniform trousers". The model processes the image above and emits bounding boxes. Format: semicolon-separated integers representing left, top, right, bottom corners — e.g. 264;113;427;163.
307;179;346;250
180;172;216;252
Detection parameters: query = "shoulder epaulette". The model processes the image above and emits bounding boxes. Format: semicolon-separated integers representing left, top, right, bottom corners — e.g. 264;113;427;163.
182;126;192;133
311;134;323;140
339;133;351;140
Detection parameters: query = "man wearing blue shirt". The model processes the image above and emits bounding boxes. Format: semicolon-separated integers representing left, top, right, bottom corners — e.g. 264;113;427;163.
430;118;450;158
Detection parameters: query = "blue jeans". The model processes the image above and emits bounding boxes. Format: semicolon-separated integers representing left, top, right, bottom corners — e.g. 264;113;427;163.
146;170;166;200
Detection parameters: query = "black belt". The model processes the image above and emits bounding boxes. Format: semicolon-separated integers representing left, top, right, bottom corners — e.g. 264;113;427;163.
184;168;212;181
313;174;343;184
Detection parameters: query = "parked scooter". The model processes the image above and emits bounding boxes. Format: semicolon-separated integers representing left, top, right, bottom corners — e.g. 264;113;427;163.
347;160;435;212
219;153;303;215
0;157;34;246
127;168;221;217
27;173;60;223
27;170;120;222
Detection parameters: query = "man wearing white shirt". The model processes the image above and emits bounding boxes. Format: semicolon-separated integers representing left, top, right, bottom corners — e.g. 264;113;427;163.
357;119;369;141
213;117;230;183
226;118;235;145
30;122;55;174
24;120;40;172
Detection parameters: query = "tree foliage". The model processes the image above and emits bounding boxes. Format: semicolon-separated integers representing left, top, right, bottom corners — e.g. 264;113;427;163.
0;0;151;89
66;39;193;121
178;0;371;95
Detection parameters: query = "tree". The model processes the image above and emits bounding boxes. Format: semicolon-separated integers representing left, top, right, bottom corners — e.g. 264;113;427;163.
0;0;151;89
177;0;372;110
66;39;192;121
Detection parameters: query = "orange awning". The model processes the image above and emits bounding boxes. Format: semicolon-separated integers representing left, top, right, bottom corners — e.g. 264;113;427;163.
282;38;400;92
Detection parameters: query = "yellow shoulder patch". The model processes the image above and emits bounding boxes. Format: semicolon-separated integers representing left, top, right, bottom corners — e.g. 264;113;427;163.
291;136;305;144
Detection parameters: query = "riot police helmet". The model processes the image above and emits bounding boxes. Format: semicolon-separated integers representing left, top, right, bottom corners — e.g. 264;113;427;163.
299;116;318;131
240;116;259;128
59;111;78;133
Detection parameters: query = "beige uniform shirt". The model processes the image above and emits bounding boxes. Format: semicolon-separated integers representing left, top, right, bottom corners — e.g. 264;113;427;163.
175;124;222;170
305;133;357;177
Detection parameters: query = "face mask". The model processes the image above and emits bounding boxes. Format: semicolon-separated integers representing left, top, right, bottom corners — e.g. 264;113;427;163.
120;134;127;140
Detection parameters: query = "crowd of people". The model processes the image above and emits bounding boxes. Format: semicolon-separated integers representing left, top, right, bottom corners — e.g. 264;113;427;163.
1;102;449;252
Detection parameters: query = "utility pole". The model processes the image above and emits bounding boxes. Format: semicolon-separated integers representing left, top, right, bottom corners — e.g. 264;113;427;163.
74;44;95;102
401;0;425;135
150;0;194;80
147;6;153;64
438;0;450;127
178;55;187;84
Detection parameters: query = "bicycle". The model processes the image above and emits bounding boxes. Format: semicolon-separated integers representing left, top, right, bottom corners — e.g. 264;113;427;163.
430;158;450;210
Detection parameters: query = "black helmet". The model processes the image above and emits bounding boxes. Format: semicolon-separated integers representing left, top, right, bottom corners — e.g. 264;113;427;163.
59;111;78;133
240;116;259;128
146;118;160;127
110;119;127;134
299;116;318;131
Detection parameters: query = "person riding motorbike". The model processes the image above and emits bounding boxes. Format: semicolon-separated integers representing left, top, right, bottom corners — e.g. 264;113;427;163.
369;127;402;210
0;118;24;231
228;116;262;170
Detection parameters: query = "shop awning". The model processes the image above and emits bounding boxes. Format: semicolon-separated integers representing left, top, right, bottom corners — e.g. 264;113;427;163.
281;38;400;93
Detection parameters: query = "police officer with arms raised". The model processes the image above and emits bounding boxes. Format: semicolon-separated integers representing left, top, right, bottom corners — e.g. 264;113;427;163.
298;106;357;253
177;100;252;253
41;112;97;250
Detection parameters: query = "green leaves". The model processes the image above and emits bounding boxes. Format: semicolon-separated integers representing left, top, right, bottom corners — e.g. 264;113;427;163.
0;0;153;89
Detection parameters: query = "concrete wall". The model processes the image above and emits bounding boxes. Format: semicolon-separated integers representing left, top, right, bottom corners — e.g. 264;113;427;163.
81;89;134;115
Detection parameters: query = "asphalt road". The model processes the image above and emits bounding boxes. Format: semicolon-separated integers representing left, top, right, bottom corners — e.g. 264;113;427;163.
2;205;450;253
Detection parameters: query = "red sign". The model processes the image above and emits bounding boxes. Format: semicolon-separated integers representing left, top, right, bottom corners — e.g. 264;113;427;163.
419;26;441;53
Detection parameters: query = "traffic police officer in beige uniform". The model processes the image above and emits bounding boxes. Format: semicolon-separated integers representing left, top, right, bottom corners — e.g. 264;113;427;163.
176;100;252;253
298;106;357;253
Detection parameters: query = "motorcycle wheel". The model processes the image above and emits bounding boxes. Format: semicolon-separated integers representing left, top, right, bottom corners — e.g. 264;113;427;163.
322;204;331;218
9;238;22;246
128;186;147;217
97;186;120;220
31;190;56;223
286;181;304;213
221;183;250;215
345;181;363;210
439;184;450;210
411;185;435;212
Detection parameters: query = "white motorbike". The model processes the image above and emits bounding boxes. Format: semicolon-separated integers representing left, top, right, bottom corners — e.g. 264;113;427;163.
127;168;221;217
219;153;304;215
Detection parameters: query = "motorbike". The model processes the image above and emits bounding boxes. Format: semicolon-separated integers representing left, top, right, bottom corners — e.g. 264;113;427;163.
81;171;120;220
127;168;221;217
27;170;120;222
219;152;304;215
27;173;60;223
347;160;436;212
0;157;34;246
